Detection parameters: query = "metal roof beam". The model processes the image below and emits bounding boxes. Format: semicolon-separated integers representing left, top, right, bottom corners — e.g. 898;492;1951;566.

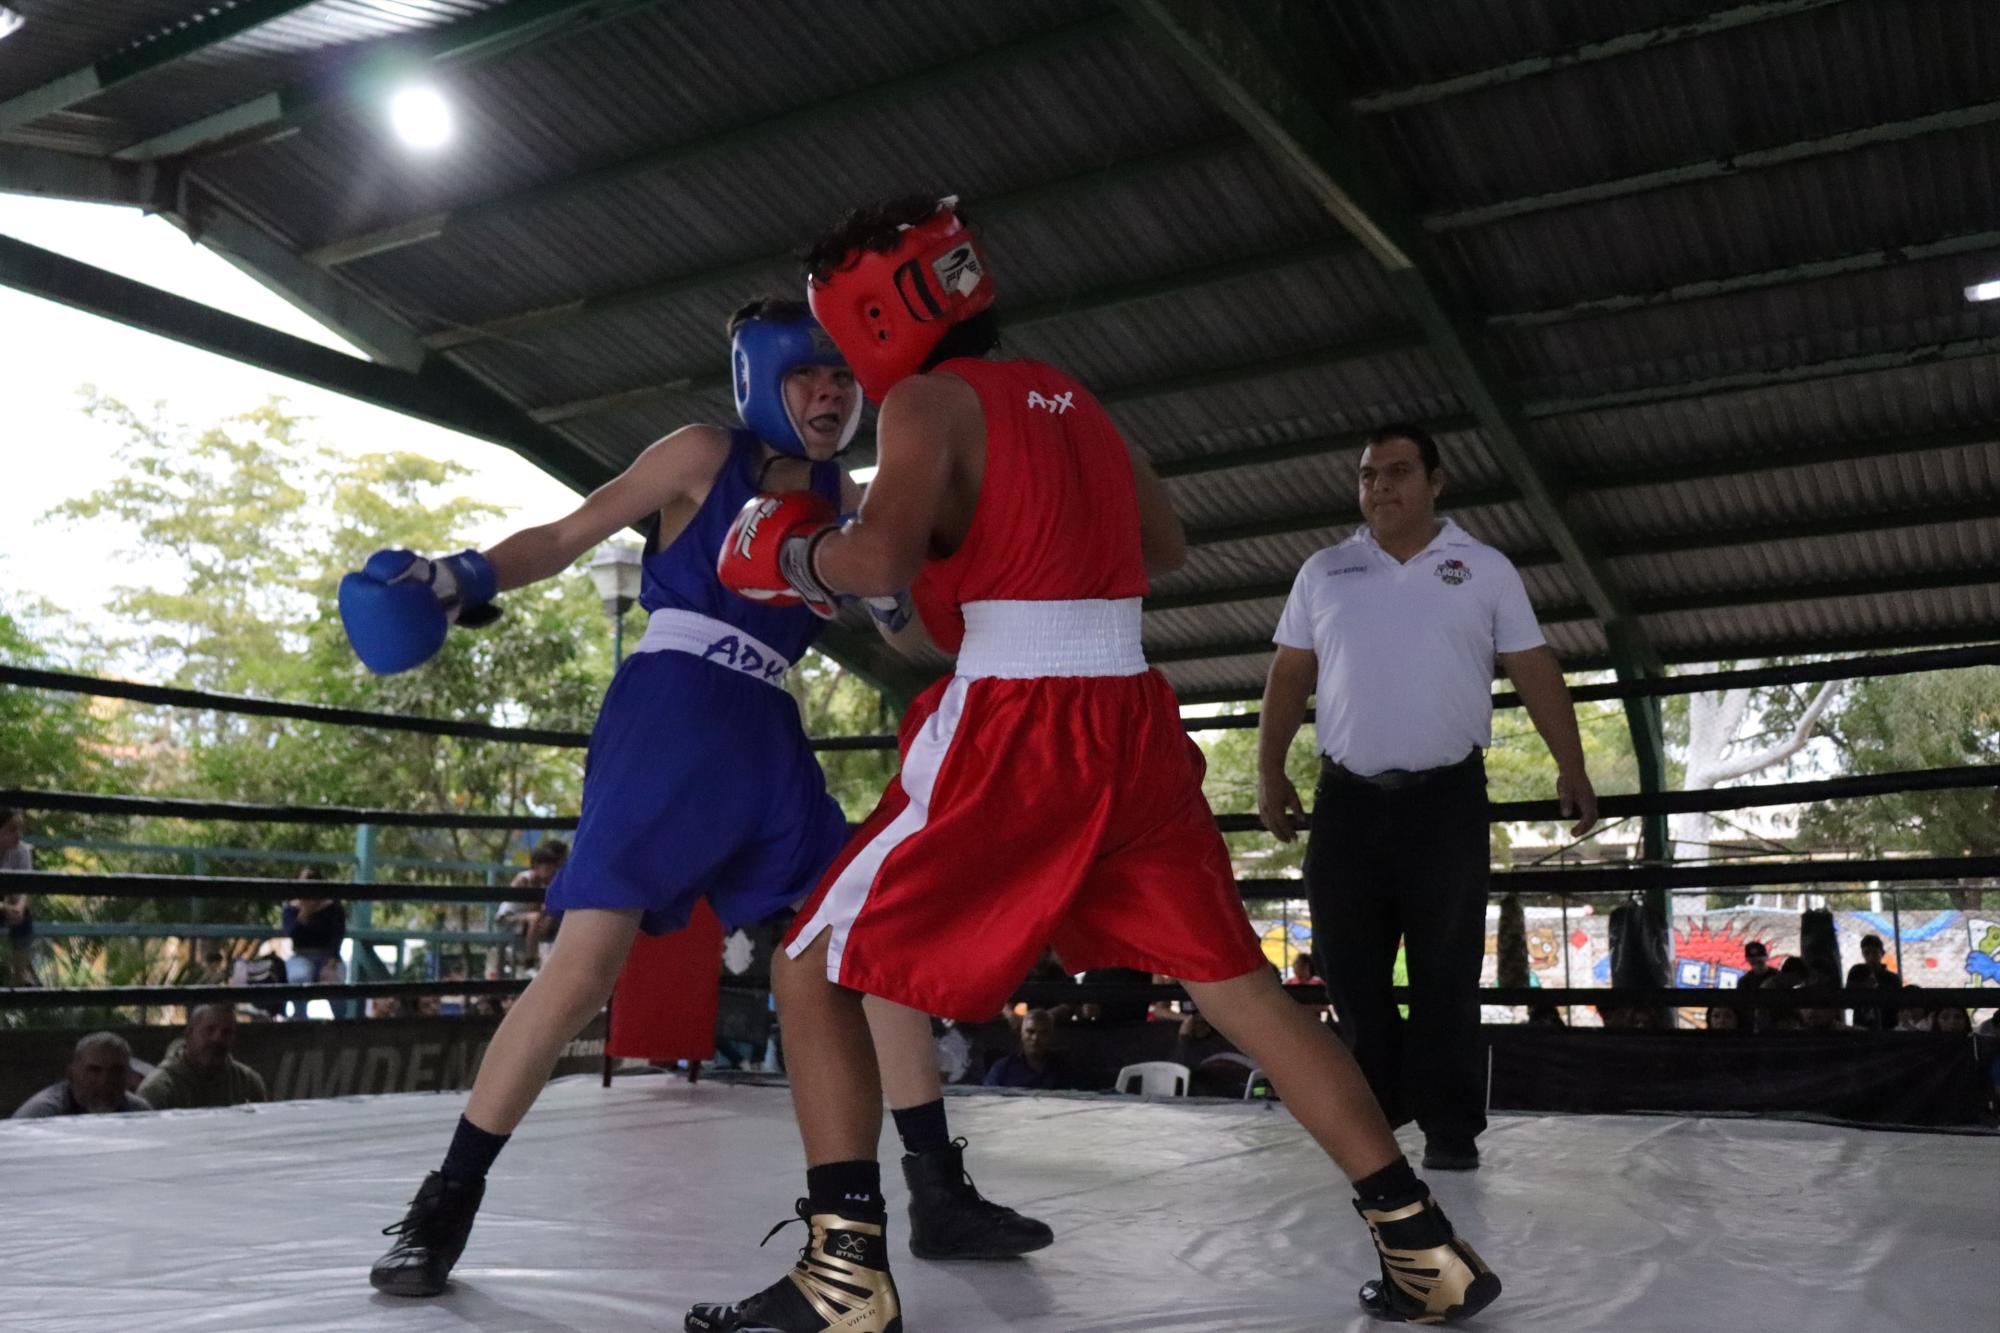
1487;228;2000;330
0;0;318;136
114;0;668;162
1174;422;1998;553
308;12;1128;268
0;231;614;495
528;325;1430;426
1162;497;2000;612
1119;0;1656;673
1427;99;2000;233
1523;335;2000;419
1352;0;1849;114
1148;564;1996;664
0;144;172;208
421;133;1250;350
1173;626;2000;705
1154;414;1481;480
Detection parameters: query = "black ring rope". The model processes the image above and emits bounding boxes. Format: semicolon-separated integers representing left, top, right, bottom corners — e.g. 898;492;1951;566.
8;765;1993;835
11;643;1995;748
8;855;1993;907
5;979;1989;1014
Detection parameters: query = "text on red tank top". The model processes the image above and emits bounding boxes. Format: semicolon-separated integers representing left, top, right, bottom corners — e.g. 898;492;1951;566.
911;358;1148;654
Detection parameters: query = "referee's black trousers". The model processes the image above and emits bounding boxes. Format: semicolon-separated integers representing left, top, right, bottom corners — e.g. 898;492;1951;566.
1304;753;1489;1147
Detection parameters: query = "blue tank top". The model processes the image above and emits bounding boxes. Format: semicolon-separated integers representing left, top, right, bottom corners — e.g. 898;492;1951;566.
638;428;842;665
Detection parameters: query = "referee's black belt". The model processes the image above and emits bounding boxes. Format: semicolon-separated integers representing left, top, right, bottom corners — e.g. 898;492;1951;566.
1320;749;1483;791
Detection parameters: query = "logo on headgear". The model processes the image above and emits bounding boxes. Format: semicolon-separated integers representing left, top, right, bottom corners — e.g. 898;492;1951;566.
932;242;983;298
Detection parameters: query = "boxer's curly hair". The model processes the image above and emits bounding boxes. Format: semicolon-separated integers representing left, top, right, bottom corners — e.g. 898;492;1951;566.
801;194;1001;368
725;296;810;339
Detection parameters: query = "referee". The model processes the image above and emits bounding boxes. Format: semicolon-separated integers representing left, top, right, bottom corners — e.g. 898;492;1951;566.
1256;423;1598;1171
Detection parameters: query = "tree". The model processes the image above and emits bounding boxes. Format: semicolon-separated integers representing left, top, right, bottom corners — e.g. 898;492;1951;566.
1799;666;2000;909
1670;672;1842;864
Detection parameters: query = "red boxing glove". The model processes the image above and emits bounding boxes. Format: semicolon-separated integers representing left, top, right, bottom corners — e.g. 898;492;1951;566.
717;491;841;618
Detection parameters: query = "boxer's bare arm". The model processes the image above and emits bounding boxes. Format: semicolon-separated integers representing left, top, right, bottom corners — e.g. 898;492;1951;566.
1126;441;1187;576
812;374;976;597
839;470;939;657
481;425;730;590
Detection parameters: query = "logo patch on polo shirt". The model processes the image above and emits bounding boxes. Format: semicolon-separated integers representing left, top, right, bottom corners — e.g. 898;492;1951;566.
1435;558;1471;586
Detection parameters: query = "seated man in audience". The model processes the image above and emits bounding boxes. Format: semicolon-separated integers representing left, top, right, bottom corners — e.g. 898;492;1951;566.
1843;933;1896;1030
1735;941;1779;1032
982;1009;1078;1090
1932;1006;1972;1037
138;1004;269;1110
12;1032;151;1118
1705;1005;1739;1032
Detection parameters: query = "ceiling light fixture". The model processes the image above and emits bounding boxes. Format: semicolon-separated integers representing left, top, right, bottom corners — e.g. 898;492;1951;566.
1965;279;2000;304
0;7;25;40
388;85;452;151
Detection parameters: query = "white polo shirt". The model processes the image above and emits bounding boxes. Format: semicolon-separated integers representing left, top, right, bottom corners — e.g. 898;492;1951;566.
1272;518;1544;776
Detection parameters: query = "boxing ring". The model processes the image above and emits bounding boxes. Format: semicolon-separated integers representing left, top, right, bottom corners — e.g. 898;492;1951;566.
3;654;1997;1332
5;1073;1991;1333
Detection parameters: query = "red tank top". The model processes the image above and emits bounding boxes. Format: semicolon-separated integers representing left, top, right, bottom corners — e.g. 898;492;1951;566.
912;358;1149;654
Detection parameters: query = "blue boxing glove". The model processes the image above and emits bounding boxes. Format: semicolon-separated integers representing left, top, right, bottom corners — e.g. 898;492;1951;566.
337;548;500;675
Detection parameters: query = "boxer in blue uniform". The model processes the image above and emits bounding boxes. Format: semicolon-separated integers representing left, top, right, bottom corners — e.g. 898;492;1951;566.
342;300;1051;1299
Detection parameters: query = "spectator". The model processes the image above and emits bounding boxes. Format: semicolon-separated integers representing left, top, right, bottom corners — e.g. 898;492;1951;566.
1844;935;1898;1030
1285;952;1318;987
283;870;348;1020
1735;941;1779;1033
1798;985;1846;1032
11;1031;151;1118
1933;1006;1972;1037
1978;1010;1998;1037
1;804;38;985
1525;1004;1565;1029
1895;985;1933;1032
137;1004;269;1110
1706;1006;1739;1032
498;838;569;968
982;1009;1078;1090
1255;422;1599;1173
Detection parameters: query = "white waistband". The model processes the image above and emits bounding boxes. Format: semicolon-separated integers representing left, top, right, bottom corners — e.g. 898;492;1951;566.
955;599;1148;679
634;608;792;686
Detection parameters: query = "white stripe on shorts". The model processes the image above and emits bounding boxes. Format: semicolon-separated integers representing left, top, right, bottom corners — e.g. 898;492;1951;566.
786;676;970;981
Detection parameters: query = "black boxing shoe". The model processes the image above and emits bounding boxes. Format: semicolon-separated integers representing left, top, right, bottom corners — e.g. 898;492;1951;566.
370;1171;484;1297
685;1200;902;1332
903;1138;1054;1261
1354;1186;1501;1325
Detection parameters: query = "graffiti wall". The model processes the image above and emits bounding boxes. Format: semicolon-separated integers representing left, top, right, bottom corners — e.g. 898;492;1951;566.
1246;904;2000;1025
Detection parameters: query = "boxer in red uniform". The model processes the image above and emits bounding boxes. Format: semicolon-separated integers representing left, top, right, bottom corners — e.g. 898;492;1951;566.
690;198;1501;1331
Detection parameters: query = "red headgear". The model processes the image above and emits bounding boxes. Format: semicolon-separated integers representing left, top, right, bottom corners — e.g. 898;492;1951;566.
806;197;996;403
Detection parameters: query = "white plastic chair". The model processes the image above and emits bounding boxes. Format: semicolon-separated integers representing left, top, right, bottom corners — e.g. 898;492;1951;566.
1114;1061;1190;1097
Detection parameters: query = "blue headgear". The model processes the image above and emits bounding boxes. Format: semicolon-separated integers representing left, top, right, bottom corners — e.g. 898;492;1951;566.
732;314;863;458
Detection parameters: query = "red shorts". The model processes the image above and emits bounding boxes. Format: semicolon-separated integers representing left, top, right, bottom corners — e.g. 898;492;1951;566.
783;669;1266;1022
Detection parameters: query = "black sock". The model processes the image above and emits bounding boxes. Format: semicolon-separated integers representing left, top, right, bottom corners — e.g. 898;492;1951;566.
439;1114;510;1183
807;1160;885;1218
1353;1155;1422;1207
891;1098;951;1156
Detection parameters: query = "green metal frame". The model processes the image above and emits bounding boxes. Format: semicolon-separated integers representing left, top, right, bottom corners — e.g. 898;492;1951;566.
1351;0;1850;114
1488;227;2000;329
306;12;1129;267
422;133;1250;351
1117;0;1666;837
113;0;670;161
1426;99;2000;233
0;0;320;136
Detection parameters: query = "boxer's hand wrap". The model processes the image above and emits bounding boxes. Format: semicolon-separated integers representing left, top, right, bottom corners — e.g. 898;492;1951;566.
338;547;501;675
718;491;841;619
862;590;915;634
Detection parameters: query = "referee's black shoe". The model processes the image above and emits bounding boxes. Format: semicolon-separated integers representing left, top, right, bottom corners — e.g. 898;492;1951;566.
903;1139;1054;1260
370;1171;484;1297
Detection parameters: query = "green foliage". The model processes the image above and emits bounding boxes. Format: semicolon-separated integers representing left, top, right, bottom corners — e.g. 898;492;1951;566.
1800;667;2000;858
785;654;899;820
0;599;114;799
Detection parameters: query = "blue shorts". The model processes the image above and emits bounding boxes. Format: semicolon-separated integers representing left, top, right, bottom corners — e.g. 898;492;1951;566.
544;650;850;934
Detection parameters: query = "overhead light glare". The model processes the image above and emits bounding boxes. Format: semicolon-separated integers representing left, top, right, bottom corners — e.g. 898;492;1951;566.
0;8;24;41
388;85;452;151
1966;279;2000;304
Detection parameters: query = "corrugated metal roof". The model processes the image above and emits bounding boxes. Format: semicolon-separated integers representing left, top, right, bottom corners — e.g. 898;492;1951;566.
4;0;1996;700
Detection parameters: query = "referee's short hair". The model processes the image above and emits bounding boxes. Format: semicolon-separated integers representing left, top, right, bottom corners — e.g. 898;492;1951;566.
1365;423;1442;475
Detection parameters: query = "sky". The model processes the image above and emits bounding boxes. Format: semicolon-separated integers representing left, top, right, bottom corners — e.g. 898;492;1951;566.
0;193;583;649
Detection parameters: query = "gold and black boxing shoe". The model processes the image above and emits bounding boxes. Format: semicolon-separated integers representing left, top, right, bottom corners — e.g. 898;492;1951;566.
686;1201;903;1333
1353;1188;1502;1325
